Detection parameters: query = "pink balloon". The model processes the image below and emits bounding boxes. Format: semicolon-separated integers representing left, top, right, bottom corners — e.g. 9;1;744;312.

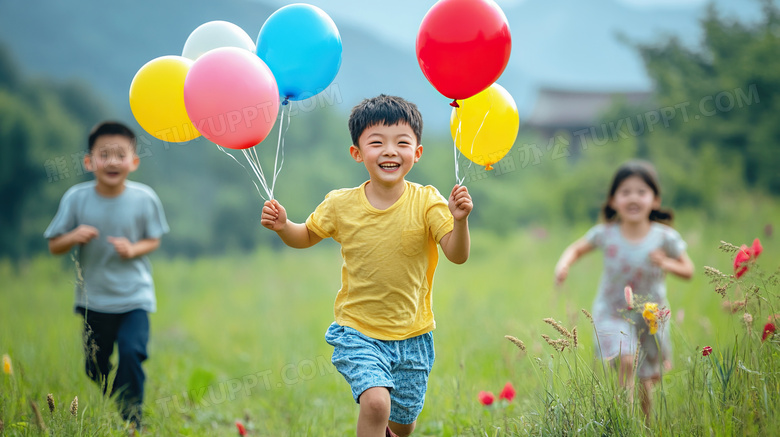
184;47;280;149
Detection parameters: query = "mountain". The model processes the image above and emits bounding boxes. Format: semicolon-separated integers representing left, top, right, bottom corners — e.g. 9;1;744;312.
0;0;452;129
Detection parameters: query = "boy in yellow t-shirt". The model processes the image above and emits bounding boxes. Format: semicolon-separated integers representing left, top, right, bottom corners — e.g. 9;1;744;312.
261;95;472;437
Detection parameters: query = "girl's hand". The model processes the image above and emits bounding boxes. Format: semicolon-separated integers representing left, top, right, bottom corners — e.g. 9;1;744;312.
649;249;670;271
650;249;695;279
261;199;288;232
449;184;473;221
553;239;594;287
554;263;569;286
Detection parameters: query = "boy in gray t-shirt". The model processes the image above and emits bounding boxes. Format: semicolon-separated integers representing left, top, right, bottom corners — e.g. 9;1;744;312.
44;121;168;430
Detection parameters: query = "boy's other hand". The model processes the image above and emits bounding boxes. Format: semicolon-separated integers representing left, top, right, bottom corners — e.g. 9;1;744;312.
107;236;134;259
449;184;473;221
71;225;99;244
261;199;288;231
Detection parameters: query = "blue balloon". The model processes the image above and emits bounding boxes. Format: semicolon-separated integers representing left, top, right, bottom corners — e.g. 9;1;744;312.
256;4;342;102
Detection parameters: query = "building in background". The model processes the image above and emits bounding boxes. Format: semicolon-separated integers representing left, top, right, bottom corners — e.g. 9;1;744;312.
526;87;652;154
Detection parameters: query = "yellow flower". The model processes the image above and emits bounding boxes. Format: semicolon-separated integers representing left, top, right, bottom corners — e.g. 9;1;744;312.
643;303;659;335
2;354;11;375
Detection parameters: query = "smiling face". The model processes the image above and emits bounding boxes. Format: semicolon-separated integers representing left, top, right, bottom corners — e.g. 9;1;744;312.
608;175;660;225
85;134;139;196
350;122;423;190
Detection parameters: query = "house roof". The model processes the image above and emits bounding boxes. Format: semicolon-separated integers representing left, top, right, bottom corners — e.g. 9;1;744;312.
526;87;652;129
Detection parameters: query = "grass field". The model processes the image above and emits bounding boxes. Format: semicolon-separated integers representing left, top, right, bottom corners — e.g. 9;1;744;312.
1;206;779;436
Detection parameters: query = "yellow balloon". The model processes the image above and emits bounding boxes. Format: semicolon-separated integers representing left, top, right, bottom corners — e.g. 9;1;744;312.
450;83;519;170
129;56;201;142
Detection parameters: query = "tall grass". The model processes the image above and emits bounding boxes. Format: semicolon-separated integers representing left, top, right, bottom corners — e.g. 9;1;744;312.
504;239;779;436
1;205;778;435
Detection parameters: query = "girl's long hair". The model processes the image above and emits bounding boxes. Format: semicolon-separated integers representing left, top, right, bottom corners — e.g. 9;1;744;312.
602;160;674;225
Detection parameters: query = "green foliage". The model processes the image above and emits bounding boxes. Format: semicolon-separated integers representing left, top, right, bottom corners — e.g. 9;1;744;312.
498;0;780;232
0;89;40;259
0;42;111;261
632;0;780;193
2;209;778;435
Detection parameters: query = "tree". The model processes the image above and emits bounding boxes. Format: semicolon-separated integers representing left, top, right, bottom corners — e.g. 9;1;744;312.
0;43;109;260
634;0;780;193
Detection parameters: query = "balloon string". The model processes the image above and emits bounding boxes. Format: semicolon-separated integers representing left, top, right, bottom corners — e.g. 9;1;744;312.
471;93;493;162
453;109;466;186
270;103;291;198
217;101;295;202
249;145;275;199
243;147;271;198
216;145;269;200
471;93;493;170
242;148;272;199
228;101;294;201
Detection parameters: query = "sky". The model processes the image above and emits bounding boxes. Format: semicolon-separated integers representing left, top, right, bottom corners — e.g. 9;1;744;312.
261;0;732;53
617;0;707;7
259;0;762;103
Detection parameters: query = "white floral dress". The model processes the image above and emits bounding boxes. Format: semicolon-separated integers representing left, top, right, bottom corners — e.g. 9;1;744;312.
584;222;687;378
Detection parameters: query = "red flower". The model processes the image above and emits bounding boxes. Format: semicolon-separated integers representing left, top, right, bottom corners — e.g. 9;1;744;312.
236;421;247;436
478;391;495;406
751;238;763;258
762;323;776;342
498;382;516;402
734;245;751;278
702;346;712;357
734;238;763;279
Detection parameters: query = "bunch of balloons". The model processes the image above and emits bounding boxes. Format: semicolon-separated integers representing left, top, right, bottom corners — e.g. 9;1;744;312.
130;7;342;147
416;0;519;174
128;5;342;198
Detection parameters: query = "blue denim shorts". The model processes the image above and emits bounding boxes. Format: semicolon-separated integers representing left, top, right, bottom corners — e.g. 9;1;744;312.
325;323;435;425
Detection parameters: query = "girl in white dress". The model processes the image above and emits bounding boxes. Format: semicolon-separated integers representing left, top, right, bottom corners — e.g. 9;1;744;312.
554;160;694;421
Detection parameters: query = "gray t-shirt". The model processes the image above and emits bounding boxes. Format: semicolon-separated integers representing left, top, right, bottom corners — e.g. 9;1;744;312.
44;180;169;313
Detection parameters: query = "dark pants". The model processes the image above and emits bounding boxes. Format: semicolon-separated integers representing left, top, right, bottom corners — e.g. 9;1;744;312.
77;307;149;426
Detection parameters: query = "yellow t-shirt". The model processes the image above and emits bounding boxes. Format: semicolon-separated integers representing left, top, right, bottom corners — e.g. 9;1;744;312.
306;181;454;340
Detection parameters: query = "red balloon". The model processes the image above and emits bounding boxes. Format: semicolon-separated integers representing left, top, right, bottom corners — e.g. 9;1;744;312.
416;0;512;102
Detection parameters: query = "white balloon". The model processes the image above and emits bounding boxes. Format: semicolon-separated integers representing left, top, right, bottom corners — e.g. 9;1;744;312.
182;21;256;60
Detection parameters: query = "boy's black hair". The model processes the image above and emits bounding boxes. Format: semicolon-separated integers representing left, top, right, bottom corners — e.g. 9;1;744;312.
88;121;137;153
348;94;423;147
602;160;674;225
